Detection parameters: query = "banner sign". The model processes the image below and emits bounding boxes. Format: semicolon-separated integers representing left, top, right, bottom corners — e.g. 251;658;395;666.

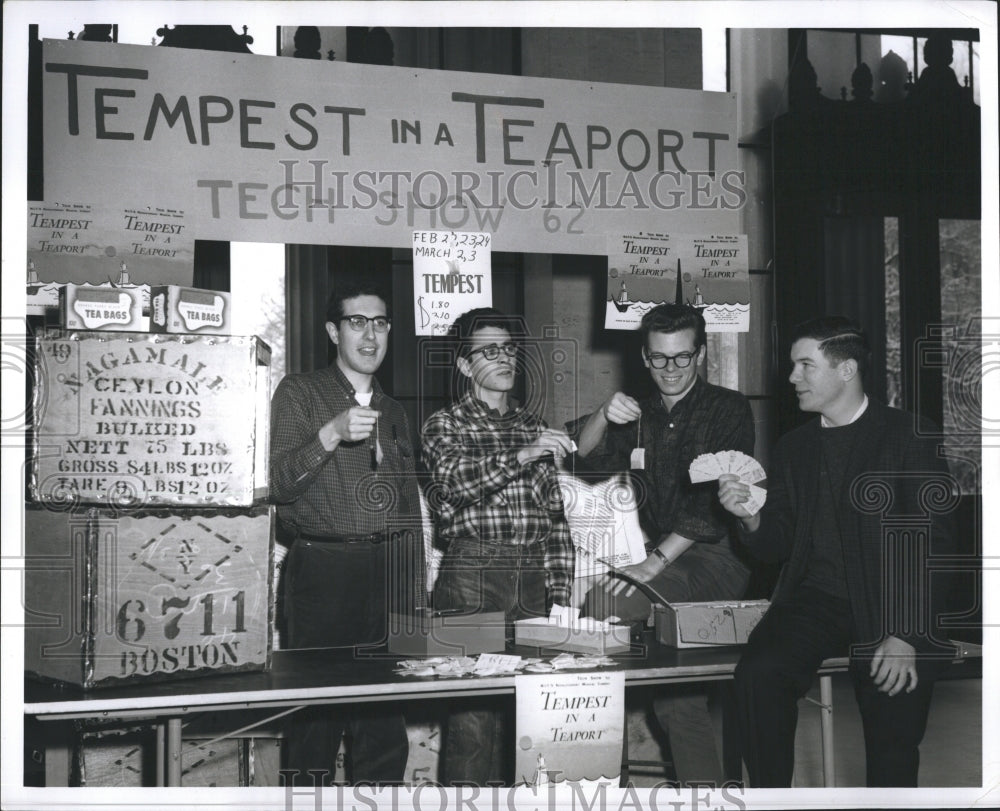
515;670;624;785
606;232;750;331
43;40;742;254
413;230;492;335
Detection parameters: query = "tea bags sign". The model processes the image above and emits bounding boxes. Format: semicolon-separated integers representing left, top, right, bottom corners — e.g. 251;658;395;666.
413;230;492;335
515;670;624;785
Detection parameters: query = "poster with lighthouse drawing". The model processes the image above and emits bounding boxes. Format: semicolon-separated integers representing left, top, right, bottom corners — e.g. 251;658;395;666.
605;233;749;331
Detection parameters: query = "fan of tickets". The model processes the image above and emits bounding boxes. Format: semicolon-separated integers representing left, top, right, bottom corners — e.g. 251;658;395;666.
689;450;768;516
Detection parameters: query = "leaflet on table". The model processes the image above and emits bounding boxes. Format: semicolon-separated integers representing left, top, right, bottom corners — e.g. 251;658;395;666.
557;472;647;578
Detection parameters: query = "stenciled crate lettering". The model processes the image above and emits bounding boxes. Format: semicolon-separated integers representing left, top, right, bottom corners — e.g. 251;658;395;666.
99;510;272;683
24;505;273;688
32;331;269;507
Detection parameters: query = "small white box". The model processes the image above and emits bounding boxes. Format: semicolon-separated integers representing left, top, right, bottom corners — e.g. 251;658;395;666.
514;617;631;654
150;285;232;335
60;283;149;331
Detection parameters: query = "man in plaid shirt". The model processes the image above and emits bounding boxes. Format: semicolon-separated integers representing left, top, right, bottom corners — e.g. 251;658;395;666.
422;307;576;785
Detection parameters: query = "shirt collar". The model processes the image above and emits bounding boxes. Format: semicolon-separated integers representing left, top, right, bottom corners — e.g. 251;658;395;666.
460;390;521;420
330;362;383;402
821;394;869;428
650;374;704;415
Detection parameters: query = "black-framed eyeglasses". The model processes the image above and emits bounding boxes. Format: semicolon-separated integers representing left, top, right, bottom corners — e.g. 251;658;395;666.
645;350;697;369
469;342;518;361
339;314;391;333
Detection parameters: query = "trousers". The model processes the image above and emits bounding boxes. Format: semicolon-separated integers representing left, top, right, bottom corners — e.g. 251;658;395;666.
734;585;935;787
433;538;548;786
283;538;409;785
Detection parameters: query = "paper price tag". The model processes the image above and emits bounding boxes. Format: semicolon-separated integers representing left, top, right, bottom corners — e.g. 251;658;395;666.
475;653;522;673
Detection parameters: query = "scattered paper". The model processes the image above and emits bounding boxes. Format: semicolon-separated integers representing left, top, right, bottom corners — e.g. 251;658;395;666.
393;652;616;678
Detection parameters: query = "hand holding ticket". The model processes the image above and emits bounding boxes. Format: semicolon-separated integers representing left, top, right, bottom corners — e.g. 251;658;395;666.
691;450;767;516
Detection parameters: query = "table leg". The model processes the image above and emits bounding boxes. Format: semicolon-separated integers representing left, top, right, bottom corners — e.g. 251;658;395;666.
156;723;166;786
44;737;72;787
819;674;835;787
166;718;182;786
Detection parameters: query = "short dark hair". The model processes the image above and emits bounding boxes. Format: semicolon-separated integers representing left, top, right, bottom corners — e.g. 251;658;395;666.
448;307;519;358
638;303;706;350
325;283;390;323
791;316;871;377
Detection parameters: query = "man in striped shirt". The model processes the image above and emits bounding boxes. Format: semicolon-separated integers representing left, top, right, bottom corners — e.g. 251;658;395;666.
422;307;576;785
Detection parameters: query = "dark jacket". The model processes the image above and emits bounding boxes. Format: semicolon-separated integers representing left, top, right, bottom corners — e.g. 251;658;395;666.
740;400;957;674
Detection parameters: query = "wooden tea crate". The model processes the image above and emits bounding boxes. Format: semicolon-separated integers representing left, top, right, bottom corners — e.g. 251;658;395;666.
31;331;270;507
24;504;274;688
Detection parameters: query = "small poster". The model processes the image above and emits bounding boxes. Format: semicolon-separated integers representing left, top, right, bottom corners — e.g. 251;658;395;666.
557;473;647;579
27;201;195;288
515;670;625;785
605;232;750;332
413;230;492;335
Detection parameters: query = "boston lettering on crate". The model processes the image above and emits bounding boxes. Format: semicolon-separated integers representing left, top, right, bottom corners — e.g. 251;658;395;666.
31;330;269;507
24;503;274;688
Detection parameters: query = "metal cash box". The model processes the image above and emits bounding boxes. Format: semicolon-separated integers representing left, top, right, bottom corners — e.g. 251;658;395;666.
31;331;270;508
23;504;274;688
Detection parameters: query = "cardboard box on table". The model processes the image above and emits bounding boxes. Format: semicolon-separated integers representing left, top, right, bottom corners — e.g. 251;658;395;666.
388;610;506;656
24;503;274;688
30;331;270;508
653;600;770;648
603;566;770;649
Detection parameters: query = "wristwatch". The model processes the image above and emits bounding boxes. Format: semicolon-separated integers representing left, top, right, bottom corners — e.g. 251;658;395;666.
650;547;669;566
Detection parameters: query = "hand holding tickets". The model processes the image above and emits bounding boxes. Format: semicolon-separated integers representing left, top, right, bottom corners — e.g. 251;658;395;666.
690;450;767;517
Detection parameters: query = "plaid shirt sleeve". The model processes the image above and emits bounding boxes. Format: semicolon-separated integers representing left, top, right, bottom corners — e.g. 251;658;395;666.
269;374;332;504
542;472;575;607
421;409;524;510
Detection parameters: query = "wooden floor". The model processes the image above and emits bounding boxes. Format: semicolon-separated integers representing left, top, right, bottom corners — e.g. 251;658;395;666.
623;671;983;788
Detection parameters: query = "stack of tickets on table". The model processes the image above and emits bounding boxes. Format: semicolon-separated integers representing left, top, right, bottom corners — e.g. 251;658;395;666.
394;652;617;678
688;450;767;516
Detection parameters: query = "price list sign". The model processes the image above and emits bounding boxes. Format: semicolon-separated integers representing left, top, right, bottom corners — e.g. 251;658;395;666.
31;332;270;507
413;230;492;335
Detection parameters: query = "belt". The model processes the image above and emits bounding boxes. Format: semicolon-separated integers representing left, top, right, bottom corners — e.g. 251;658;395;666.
298;530;389;544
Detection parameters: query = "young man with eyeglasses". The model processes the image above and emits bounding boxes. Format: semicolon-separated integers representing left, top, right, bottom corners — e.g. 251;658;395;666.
421;307;576;785
569;302;755;787
270;284;424;786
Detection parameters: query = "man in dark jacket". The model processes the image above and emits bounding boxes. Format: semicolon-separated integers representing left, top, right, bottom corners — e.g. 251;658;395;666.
718;316;957;787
